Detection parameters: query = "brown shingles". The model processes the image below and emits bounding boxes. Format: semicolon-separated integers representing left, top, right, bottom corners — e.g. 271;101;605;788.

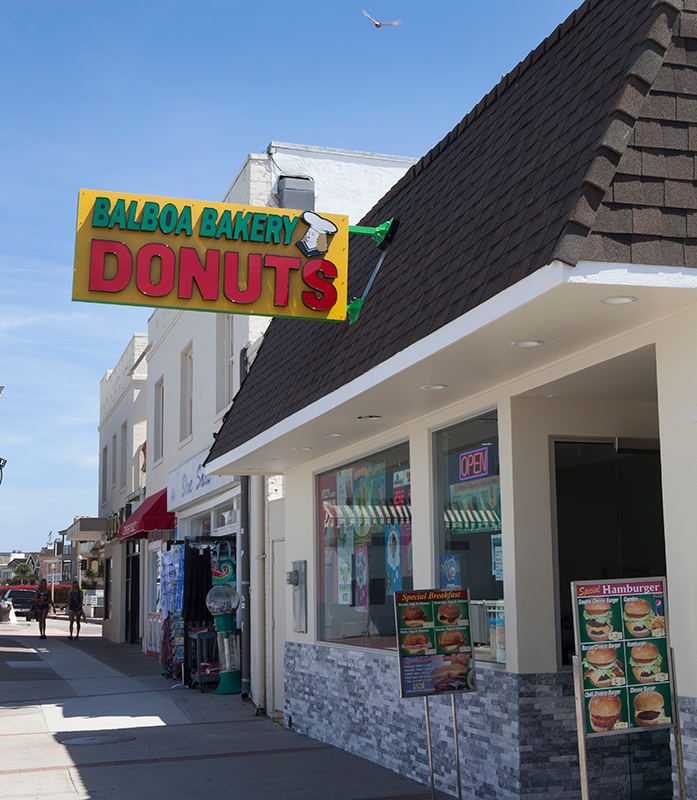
206;0;691;462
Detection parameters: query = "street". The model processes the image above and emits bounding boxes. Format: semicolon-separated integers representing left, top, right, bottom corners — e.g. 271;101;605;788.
0;617;441;799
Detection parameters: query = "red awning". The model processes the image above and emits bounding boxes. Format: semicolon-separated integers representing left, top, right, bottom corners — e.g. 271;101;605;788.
118;488;175;540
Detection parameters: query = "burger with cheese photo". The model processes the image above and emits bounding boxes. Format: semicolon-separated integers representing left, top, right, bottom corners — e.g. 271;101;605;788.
582;601;615;642
438;629;467;652
401;631;431;655
633;690;667;727
436;602;462;626
582;646;625;688
401;604;428;628
629;642;663;684
430;656;471;693
588;693;623;733
623;598;655;638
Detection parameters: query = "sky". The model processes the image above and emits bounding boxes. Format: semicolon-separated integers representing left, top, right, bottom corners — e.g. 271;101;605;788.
0;0;581;552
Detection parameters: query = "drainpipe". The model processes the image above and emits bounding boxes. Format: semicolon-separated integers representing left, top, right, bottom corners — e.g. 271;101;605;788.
238;345;251;699
239;475;251;698
250;475;266;713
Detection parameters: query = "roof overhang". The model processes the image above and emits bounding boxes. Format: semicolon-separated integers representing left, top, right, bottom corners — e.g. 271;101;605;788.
205;260;697;477
65;517;108;542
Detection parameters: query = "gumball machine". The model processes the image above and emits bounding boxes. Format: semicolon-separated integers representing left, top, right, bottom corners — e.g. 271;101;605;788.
205;584;241;695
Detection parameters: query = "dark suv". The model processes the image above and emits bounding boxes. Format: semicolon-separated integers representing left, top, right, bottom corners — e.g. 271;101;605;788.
3;588;35;617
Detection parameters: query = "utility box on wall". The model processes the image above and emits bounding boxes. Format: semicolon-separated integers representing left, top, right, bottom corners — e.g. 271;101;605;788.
278;177;315;212
286;560;307;633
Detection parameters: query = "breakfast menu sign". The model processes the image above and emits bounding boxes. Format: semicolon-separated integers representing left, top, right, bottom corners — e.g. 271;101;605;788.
572;577;674;737
394;588;475;699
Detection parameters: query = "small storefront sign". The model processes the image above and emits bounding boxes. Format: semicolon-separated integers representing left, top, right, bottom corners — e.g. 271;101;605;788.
572;577;673;737
73;189;348;320
394;588;476;698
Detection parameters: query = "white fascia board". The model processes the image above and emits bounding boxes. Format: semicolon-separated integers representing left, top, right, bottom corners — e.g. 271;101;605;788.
205;260;697;474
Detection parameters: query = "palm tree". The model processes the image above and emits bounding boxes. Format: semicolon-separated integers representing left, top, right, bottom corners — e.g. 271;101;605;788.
10;564;39;584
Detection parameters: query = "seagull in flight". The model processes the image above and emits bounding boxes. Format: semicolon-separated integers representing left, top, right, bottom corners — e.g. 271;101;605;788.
362;9;402;28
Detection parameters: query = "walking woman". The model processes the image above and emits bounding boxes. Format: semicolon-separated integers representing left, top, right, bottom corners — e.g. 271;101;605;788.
34;579;55;640
68;580;84;640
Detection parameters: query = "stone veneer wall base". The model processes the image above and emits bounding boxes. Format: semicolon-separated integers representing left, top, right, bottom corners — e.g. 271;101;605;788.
285;641;675;800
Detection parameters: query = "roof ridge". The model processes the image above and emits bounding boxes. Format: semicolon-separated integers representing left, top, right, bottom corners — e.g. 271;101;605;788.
552;0;683;265
362;0;621;225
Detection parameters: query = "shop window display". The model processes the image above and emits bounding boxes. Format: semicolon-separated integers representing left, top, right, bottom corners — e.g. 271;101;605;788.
434;410;504;663
317;442;411;649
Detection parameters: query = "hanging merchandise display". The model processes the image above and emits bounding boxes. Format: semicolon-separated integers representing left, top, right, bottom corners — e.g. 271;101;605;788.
211;540;236;587
159;544;185;680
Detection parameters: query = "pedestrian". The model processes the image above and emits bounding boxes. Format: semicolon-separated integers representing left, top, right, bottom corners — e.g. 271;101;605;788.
34;579;55;640
68;580;84;640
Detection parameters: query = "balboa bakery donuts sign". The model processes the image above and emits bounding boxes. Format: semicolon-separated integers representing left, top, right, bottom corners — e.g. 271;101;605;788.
394;588;476;698
571;577;674;737
73;189;349;321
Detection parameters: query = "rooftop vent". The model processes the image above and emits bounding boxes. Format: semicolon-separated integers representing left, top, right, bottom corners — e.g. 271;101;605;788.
278;176;315;212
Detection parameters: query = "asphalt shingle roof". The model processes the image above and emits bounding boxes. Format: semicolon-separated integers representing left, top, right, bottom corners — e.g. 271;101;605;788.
207;0;692;463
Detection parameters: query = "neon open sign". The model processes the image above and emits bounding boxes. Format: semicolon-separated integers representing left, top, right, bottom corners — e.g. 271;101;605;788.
459;446;488;481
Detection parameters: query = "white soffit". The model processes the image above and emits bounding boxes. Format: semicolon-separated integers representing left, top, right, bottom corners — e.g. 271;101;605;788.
206;260;697;476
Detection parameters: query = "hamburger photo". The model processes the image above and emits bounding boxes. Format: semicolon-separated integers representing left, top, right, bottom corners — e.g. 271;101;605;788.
623;598;654;638
402;605;428;628
431;659;469;693
588;693;623;733
629;642;663;683
402;631;431;655
582;647;625;688
633;691;666;727
436;602;462;625
582;601;614;641
438;629;467;652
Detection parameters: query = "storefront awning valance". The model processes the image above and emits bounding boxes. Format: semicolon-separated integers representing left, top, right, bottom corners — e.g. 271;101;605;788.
118;488;174;540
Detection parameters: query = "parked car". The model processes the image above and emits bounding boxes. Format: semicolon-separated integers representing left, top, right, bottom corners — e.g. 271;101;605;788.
3;588;36;617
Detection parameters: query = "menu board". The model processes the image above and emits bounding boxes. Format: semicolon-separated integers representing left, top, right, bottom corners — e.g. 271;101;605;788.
394;588;476;699
572;578;673;737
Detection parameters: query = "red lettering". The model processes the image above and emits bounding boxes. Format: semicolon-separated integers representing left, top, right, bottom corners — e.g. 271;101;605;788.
178;247;219;301
301;258;338;311
264;255;301;306
136;243;176;297
89;239;132;292
223;252;262;304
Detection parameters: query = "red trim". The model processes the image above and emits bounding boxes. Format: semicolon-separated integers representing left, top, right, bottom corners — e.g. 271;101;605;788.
118;488;174;540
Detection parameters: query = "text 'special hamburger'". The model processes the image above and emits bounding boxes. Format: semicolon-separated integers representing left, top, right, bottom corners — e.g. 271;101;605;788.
623;598;654;638
431;660;469;693
588;694;623;732
437;603;461;625
402;605;428;628
583;601;613;641
582;647;624;688
633;691;666;727
438;629;466;652
402;632;430;655
629;642;663;683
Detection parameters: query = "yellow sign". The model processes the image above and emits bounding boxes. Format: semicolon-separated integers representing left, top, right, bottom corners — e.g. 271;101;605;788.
73;189;348;320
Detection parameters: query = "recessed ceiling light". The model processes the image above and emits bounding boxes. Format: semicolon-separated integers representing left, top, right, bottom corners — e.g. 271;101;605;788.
358;415;382;420
600;295;638;305
322;433;343;438
511;340;544;347
266;458;284;463
292;446;313;451
420;384;449;391
245;468;261;472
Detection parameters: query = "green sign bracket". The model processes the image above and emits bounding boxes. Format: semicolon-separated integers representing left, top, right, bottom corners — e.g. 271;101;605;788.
347;219;400;324
348;218;398;250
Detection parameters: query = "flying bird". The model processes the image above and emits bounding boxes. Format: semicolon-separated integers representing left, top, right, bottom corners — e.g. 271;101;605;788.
362;9;401;28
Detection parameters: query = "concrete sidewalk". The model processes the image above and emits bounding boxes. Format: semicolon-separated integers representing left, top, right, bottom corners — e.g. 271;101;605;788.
0;618;444;799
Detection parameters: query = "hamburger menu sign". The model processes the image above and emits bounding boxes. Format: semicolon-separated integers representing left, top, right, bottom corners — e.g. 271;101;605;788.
73;189;349;321
394;589;475;698
572;578;673;737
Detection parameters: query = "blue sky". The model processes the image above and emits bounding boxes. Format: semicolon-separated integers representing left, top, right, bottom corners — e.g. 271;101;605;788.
0;0;580;552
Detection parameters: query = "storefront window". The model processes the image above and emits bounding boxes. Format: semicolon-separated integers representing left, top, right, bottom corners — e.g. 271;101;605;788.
317;442;411;649
435;410;504;664
189;511;211;537
213;497;239;531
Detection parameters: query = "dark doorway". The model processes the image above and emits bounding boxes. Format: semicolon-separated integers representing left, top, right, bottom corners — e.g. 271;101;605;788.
554;440;666;668
555;439;671;800
125;544;141;644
